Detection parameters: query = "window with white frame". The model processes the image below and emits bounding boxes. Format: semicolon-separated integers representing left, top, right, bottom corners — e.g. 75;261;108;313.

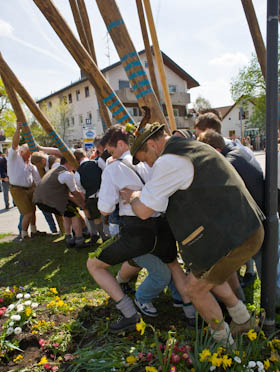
85;86;90;97
79;114;83;124
119;80;130;89
71;117;75;127
68;93;72;103
76;90;80;101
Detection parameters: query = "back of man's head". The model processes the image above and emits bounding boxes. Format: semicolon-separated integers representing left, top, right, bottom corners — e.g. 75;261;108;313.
198;108;223;121
31;151;47;166
198;129;226;150
194;113;222;134
60;157;67;165
74;148;87;162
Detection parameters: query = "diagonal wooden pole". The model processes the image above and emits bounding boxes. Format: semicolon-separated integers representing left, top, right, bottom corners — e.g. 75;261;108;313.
33;0;134;126
1;74;39;153
135;0;160;102
95;0;169;132
241;0;266;79
0;52;79;168
143;0;176;132
69;0;112;128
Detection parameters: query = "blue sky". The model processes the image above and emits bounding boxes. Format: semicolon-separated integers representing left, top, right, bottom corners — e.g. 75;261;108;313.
0;0;266;108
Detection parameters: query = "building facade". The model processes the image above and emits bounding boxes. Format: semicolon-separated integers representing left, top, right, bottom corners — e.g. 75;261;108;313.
37;50;199;147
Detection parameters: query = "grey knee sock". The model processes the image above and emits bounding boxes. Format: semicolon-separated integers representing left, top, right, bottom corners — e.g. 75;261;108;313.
183;302;196;318
116;295;137;318
88;220;97;235
95;222;107;240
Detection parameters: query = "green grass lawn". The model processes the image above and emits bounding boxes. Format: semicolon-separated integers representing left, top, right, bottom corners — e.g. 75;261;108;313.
1;235;280;372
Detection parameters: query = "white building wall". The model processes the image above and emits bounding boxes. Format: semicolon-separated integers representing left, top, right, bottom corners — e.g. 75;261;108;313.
221;102;255;139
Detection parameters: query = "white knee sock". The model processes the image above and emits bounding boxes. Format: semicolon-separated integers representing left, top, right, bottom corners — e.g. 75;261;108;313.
227;300;250;324
211;322;234;346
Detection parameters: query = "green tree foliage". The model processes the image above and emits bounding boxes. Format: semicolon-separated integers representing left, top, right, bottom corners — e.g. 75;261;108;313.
0;78;16;138
230;50;279;132
193;95;211;113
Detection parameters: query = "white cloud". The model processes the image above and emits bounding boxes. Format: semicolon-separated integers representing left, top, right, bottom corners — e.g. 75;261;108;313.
0;19;13;37
209;52;249;67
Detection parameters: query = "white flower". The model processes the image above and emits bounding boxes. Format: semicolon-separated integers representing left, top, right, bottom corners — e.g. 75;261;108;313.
24;300;31;306
16;293;23;299
210;366;216;371
6;327;14;335
24;293;31;299
234;356;241;364
257;361;264;369
248;361;256;368
31;302;39;309
7;304;15;311
9;321;15;327
17;304;24;313
11;314;21;321
14;327;22;335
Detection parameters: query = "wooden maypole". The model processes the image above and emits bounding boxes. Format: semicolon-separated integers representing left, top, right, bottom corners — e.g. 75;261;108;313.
33;0;134;126
143;0;176;132
95;0;169;131
69;0;112;128
241;0;266;79
0;52;79;168
1;74;39;153
135;0;160;102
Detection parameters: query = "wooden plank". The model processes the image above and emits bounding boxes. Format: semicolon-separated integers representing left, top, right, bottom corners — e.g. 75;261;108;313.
33;0;134;126
135;0;160;102
1;74;39;153
241;0;266;79
96;0;168;129
143;0;176;132
0;52;79;168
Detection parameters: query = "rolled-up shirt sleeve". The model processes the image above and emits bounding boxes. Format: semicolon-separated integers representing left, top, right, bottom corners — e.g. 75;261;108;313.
140;154;194;213
58;172;77;192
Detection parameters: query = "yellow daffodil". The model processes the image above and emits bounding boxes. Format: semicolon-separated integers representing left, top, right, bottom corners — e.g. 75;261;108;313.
209;353;222;367
13;354;23;363
38;356;48;365
57;300;64;307
136;318;146;335
222;355;232;369
247;329;257;341
50;288;58;294
145;367;158;372
264;359;270;370
270;351;280;362
199;349;211;362
126;355;137;364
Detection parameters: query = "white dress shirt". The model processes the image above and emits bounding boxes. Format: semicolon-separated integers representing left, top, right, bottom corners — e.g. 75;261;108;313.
7;147;40;187
140;154;194;213
98;151;152;216
57;166;77;193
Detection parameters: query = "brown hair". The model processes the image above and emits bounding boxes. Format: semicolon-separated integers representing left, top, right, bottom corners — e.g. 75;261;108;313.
101;124;130;147
198;108;223;121
194;113;222;133
74;148;87;162
198;129;225;150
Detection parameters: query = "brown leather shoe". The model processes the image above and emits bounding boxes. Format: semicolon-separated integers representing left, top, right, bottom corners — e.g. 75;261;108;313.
230;317;259;337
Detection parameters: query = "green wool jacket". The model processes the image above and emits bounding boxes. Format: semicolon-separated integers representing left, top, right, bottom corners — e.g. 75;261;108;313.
162;136;263;273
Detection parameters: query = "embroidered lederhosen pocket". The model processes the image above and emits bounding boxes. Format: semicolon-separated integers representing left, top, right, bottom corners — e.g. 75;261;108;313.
181;225;204;246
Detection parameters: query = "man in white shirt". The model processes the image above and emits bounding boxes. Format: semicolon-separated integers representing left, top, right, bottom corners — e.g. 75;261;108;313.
8;122;42;240
87;125;179;333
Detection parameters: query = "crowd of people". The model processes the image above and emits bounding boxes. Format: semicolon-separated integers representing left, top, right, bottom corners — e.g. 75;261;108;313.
0;110;277;347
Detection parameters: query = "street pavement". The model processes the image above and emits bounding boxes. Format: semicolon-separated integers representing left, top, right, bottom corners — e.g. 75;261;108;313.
0;151;266;236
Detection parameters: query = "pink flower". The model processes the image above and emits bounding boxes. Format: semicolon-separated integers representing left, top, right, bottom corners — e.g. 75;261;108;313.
44;364;52;370
0;298;4;302
182;352;189;360
146;352;153;361
52;343;59;348
171;354;180;363
39;339;47;348
52;367;59;371
64;354;74;361
170;367;177;372
138;352;145;360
